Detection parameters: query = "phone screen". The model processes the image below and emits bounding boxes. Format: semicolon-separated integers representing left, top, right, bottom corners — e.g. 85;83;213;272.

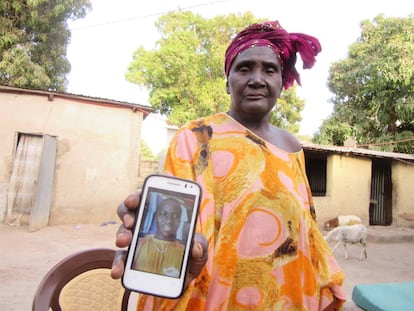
122;174;201;298
131;187;197;278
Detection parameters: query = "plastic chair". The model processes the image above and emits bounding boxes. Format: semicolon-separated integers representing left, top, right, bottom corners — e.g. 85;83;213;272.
32;248;131;311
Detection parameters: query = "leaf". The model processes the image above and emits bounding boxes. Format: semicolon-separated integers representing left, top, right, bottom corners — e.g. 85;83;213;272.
318;15;414;153
0;0;92;91
126;11;305;130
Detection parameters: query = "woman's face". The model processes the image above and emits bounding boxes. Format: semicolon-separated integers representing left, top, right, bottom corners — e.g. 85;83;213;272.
227;46;283;122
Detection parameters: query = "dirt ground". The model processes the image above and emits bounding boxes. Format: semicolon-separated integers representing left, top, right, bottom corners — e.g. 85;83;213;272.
1;222;414;311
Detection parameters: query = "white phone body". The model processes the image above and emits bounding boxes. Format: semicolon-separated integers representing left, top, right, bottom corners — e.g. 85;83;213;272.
122;174;202;298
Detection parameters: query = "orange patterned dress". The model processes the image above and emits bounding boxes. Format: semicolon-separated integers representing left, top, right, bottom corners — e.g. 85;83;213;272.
137;113;346;310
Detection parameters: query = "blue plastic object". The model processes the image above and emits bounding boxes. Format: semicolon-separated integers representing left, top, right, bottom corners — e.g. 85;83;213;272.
352;282;414;311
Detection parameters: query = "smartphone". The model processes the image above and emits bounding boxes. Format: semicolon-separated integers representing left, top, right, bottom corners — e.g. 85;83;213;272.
122;174;202;298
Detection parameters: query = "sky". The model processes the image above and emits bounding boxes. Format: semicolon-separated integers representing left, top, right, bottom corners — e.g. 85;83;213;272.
66;0;414;153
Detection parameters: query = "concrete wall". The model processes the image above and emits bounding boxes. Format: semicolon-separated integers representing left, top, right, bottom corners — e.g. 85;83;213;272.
314;154;372;225
392;161;414;227
137;160;161;189
0;91;144;224
313;154;414;228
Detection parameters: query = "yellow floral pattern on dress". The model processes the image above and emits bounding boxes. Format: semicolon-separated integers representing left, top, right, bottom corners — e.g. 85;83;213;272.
136;113;345;311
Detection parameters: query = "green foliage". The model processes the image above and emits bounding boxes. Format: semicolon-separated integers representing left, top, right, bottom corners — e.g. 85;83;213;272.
316;15;414;153
269;85;304;134
296;134;313;143
140;140;158;161
126;11;305;130
313;117;353;146
0;0;91;91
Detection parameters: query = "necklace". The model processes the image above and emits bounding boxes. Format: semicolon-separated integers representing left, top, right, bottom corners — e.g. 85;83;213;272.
153;239;167;254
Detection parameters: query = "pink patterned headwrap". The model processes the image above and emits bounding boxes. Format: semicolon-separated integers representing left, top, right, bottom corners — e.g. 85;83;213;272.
224;21;321;90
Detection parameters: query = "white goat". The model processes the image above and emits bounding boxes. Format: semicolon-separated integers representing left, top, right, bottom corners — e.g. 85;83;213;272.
324;215;362;231
324;223;368;260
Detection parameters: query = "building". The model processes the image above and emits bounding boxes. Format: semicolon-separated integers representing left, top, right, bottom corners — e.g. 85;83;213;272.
303;142;414;227
0;86;152;231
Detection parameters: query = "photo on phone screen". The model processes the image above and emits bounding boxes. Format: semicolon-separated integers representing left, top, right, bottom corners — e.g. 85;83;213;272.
131;187;196;278
122;174;201;298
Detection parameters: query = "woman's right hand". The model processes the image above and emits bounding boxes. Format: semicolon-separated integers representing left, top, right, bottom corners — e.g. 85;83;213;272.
111;192;209;284
111;192;140;279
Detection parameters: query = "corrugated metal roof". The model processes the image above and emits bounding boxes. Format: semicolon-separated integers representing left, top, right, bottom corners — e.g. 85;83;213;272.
0;85;153;116
301;141;414;162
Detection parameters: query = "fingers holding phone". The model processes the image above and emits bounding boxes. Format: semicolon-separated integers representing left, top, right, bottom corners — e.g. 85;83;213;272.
122;174;202;298
111;249;127;279
115;193;139;248
120;192;140;228
111;192;140;279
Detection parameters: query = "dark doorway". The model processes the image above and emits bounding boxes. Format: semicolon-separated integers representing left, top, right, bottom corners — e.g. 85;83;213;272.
369;159;392;225
304;151;327;197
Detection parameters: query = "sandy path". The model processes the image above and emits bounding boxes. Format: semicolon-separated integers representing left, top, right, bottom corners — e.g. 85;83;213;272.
1;222;414;310
0;222;120;310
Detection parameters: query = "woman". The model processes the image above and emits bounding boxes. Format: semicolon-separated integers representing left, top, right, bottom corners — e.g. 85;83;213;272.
112;20;346;310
